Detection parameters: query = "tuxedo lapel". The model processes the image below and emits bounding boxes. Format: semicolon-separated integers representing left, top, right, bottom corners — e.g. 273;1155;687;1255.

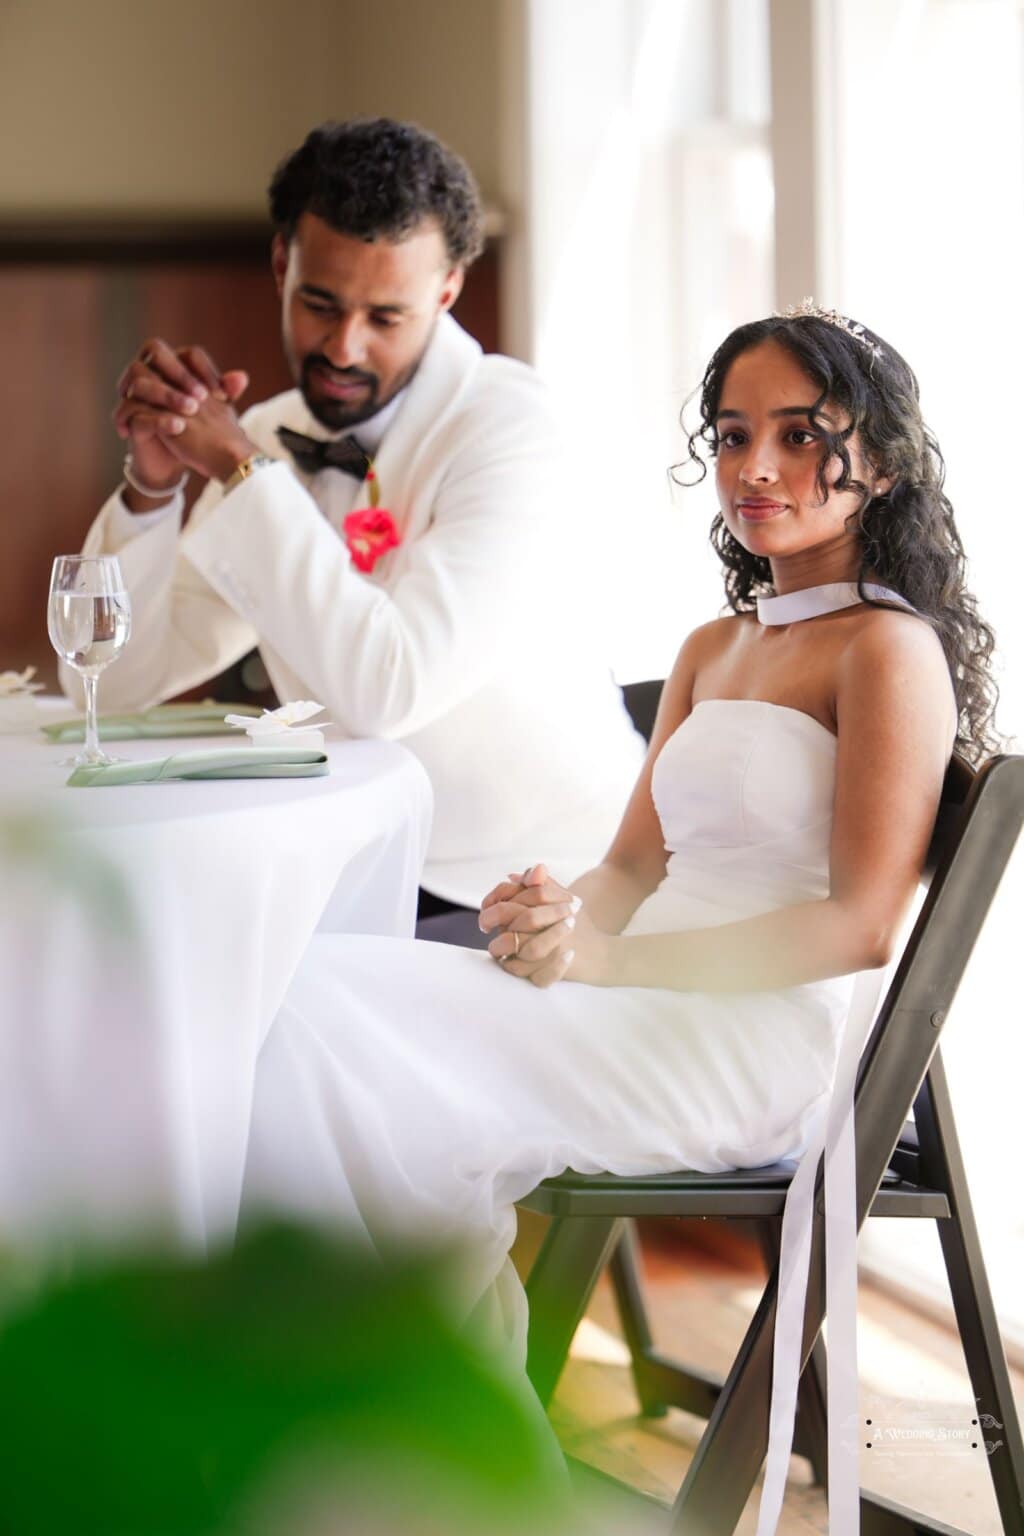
346;315;482;545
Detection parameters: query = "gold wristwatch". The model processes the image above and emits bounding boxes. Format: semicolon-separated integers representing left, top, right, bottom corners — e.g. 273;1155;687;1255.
221;453;274;496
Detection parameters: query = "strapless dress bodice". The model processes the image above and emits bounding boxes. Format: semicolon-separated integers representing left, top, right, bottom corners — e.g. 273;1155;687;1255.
627;699;839;933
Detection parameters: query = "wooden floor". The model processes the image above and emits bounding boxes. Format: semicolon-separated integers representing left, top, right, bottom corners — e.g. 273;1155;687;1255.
539;1220;1023;1534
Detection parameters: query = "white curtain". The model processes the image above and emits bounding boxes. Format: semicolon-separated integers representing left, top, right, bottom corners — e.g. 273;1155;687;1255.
510;0;773;681
824;0;1024;1355
832;0;1024;738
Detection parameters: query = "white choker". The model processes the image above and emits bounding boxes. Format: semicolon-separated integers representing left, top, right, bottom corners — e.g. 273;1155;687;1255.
756;582;915;626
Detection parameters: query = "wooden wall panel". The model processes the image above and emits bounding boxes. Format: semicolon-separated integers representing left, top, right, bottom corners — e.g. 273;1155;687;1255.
0;237;499;690
0;268;106;686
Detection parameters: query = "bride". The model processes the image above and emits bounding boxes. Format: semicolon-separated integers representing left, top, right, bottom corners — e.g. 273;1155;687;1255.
241;305;998;1516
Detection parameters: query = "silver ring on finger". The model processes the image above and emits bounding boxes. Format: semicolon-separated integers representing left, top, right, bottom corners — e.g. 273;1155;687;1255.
512;931;521;958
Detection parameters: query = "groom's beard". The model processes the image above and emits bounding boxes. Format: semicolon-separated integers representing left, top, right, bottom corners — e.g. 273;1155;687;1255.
298;325;435;432
300;356;381;431
297;321;439;433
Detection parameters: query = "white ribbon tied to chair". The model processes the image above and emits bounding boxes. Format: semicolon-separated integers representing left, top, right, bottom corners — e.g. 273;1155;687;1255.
755;965;888;1536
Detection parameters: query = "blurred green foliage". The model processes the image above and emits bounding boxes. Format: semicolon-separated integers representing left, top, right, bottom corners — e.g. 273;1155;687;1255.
0;1225;574;1536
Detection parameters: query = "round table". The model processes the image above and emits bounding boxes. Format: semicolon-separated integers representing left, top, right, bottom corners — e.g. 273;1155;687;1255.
0;721;433;1249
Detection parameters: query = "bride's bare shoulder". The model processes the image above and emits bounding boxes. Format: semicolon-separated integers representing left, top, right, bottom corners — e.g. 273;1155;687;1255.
838;605;956;735
658;616;753;720
843;603;948;674
672;612;753;671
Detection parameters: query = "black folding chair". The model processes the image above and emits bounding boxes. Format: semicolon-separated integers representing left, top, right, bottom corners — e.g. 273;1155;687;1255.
521;682;1024;1535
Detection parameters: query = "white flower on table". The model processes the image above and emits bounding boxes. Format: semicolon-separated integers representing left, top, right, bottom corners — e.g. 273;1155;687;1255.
1;666;45;734
0;667;45;698
224;700;332;750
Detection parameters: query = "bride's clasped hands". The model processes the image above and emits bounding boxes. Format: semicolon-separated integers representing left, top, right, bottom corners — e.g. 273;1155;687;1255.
478;864;609;986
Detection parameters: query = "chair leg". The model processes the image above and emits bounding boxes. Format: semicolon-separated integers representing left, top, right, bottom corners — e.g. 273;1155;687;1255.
607;1218;669;1417
666;1193;845;1535
758;1218;829;1489
609;1214;830;1466
915;1057;1024;1536
526;1214;624;1409
668;1276;778;1535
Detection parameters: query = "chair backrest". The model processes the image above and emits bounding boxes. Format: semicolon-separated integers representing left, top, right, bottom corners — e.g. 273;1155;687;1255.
923;751;975;879
851;752;1024;1225
621;680;663;745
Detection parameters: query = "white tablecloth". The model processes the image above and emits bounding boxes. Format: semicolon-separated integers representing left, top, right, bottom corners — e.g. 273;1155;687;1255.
0;723;432;1249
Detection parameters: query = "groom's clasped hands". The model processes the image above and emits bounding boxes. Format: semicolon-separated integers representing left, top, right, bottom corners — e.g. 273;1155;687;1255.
478;864;607;988
113;338;255;488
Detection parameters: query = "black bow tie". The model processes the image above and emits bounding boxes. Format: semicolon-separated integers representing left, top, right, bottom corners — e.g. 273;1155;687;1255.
276;425;372;480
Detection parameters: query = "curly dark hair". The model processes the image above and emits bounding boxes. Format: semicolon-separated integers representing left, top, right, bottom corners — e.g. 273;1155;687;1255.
678;313;999;764
268;118;484;266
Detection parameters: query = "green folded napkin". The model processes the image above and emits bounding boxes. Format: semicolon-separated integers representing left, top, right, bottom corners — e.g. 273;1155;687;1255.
66;746;329;787
43;702;263;744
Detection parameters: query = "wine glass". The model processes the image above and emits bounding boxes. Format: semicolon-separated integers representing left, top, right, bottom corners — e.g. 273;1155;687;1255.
47;555;132;767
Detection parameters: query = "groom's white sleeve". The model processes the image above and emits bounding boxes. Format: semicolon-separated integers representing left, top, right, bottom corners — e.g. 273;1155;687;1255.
183;375;566;740
64;369;569;737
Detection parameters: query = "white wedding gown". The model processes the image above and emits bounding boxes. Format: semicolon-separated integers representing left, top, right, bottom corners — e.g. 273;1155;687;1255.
242;698;856;1359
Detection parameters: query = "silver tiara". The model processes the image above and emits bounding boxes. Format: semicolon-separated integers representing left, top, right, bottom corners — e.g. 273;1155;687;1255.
778;297;884;362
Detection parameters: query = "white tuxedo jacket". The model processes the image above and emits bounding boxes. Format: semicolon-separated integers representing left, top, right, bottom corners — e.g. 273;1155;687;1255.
72;316;645;904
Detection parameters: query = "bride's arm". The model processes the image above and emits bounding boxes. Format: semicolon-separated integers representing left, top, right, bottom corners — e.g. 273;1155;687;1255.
581;614;955;993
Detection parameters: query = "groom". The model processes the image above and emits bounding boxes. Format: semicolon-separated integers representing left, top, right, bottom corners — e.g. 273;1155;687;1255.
71;118;644;939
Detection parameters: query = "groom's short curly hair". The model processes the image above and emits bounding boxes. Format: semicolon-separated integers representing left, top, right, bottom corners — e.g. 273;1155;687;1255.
269;118;484;267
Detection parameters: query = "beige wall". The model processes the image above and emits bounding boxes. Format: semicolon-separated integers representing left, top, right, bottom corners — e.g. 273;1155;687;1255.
0;0;504;216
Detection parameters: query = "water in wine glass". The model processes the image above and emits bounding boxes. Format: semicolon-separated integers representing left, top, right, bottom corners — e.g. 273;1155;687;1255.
48;554;132;767
48;590;131;673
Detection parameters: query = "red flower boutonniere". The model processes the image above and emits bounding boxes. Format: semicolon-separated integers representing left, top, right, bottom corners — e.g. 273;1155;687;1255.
342;466;401;573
